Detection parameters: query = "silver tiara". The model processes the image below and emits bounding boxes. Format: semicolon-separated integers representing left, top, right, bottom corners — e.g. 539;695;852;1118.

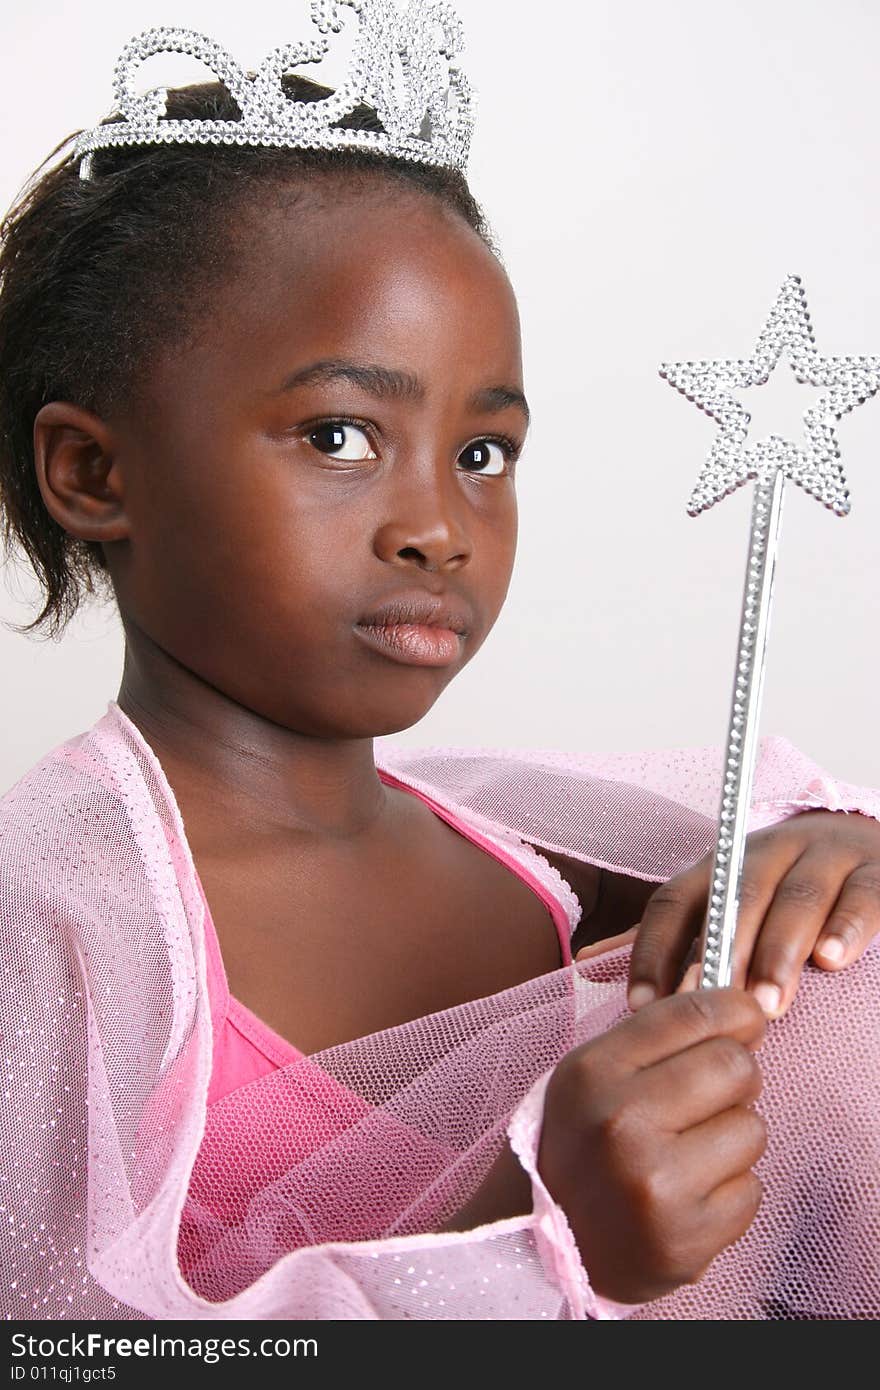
74;0;475;181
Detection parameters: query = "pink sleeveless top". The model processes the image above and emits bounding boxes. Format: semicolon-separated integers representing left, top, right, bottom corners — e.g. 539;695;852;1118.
196;767;582;1106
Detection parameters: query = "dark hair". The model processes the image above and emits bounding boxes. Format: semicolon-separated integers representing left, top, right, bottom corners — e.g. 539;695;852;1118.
0;75;497;640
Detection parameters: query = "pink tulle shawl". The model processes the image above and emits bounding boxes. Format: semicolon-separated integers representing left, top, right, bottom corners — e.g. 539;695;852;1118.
2;699;879;1319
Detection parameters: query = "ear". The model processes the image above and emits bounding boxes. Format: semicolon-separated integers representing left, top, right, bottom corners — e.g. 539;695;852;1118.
33;401;130;543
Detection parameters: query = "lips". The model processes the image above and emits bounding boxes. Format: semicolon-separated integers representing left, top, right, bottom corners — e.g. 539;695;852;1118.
354;592;472;668
356;592;471;636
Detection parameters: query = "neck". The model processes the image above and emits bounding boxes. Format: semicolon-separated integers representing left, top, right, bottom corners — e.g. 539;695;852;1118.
115;631;388;848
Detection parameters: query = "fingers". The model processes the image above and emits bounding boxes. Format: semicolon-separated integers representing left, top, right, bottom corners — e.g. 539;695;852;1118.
612;1111;766;1293
743;850;874;1017
628;813;880;1021
673;1106;767;1196
675;961;700;995
696;1170;765;1269
634;1035;763;1133
543;989;769;1305
652;1168;764;1295
627;869;709;1008
575;927;638;962
811;864;880;972
596;988;766;1076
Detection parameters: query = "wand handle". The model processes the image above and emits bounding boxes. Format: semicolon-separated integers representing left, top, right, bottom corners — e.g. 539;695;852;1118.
700;467;786;989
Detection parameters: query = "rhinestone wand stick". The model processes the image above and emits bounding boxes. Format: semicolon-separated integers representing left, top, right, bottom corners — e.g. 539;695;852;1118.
659;274;880;989
692;467;785;988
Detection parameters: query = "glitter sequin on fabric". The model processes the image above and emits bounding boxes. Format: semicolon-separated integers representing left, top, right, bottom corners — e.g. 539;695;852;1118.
2;701;879;1318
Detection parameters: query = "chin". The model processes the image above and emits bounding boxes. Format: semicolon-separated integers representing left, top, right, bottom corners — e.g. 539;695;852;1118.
345;680;457;740
355;700;446;740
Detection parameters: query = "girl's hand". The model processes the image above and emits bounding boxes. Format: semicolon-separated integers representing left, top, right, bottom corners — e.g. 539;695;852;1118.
538;988;767;1304
614;809;880;1019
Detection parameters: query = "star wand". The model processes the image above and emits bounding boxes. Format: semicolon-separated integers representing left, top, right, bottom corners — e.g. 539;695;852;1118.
659;274;880;989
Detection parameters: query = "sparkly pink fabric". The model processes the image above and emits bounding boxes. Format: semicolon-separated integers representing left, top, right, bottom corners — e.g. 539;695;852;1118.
193;773;577;1107
2;699;879;1320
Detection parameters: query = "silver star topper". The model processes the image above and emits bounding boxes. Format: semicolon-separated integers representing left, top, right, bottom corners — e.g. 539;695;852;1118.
659;273;880;517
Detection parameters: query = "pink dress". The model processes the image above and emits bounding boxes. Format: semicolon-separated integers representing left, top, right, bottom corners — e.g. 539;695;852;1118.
198;766;581;1105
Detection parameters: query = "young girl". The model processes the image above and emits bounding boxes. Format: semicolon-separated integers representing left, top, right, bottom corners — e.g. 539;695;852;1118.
2;10;879;1321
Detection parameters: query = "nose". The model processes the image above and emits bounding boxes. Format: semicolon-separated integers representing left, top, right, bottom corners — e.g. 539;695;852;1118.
372;471;472;574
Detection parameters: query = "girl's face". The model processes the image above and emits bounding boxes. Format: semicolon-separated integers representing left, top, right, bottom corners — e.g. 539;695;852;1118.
103;182;528;738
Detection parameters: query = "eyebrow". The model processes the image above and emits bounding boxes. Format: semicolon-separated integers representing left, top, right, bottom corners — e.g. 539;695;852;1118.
271;358;530;427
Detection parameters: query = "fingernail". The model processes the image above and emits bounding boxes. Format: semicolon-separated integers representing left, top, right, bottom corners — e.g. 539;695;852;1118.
628;983;657;1011
753;982;782;1017
817;936;845;965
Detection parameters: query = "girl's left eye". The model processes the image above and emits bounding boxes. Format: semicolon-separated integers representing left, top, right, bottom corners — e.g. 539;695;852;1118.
457;439;517;476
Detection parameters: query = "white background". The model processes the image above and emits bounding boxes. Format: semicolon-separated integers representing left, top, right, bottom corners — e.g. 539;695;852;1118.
1;0;878;795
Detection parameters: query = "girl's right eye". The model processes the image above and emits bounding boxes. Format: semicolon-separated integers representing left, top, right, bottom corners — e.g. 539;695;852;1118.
306;420;377;461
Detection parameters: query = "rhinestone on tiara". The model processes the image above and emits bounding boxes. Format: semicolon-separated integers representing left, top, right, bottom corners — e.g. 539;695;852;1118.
74;0;475;180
